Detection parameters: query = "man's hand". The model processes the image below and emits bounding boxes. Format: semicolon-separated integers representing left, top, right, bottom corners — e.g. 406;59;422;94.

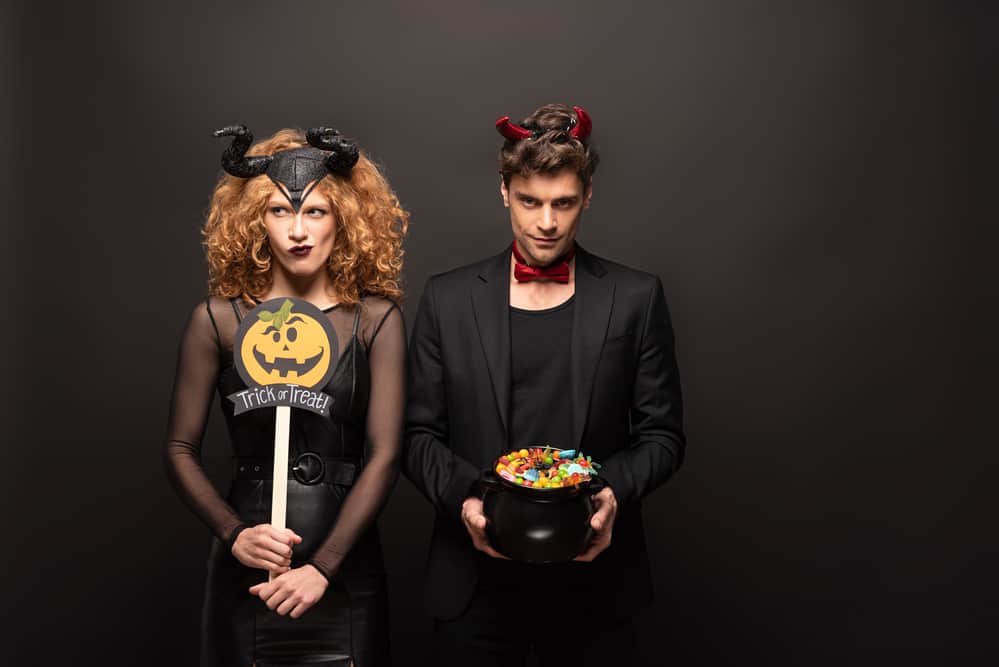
574;486;618;562
231;524;302;574
248;564;329;619
461;496;509;559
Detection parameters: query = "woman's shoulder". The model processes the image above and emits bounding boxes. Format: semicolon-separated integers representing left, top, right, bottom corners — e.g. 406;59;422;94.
183;296;242;346
358;294;402;320
356;295;404;347
199;295;242;322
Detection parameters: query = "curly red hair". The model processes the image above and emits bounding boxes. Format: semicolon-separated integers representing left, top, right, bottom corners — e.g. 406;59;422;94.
203;128;409;306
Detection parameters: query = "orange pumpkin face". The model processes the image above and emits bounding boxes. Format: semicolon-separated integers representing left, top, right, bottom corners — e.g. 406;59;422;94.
234;298;337;389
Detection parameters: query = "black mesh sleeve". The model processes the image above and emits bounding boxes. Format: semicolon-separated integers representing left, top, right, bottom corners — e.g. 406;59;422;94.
163;300;248;544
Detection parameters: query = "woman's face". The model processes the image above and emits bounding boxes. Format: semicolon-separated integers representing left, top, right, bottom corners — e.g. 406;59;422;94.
263;184;336;281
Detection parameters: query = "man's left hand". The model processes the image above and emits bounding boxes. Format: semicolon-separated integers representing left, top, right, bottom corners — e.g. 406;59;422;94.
249;564;329;618
574;486;618;562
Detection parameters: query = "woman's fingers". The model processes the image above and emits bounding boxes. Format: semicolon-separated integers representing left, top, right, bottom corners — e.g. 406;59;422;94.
263;583;289;610
249;527;293;553
289;602;310;619
244;530;294;569
275;594;298;616
249;566;327;618
231;525;300;572
274;590;319;617
250;545;290;568
264;525;294;544
259;535;294;559
244;538;291;571
257;579;300;614
261;525;302;545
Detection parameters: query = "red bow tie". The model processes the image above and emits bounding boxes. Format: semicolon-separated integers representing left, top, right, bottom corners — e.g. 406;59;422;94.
512;242;576;283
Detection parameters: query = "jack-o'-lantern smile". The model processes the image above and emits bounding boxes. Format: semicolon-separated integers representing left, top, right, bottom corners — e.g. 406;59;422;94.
251;343;325;378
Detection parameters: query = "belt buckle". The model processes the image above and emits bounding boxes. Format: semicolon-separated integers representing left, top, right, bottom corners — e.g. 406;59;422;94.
291;452;325;485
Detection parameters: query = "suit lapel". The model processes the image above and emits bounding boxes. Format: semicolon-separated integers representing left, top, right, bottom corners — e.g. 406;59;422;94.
570;247;615;450
471;249;513;442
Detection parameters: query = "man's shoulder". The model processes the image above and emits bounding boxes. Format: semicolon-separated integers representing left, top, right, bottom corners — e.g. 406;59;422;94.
426;260;487;284
580;247;662;291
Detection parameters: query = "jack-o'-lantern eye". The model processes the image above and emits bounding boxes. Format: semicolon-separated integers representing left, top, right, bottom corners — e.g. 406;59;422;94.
287;327;297;342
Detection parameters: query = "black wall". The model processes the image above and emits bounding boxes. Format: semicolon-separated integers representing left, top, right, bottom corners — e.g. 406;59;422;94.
7;1;994;664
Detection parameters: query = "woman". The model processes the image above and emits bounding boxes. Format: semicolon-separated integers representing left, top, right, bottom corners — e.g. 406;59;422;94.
164;124;408;666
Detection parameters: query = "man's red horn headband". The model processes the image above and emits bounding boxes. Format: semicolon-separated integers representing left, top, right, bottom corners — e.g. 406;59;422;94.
495;106;592;142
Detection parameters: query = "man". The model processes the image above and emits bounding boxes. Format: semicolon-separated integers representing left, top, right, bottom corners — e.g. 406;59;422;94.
403;103;685;666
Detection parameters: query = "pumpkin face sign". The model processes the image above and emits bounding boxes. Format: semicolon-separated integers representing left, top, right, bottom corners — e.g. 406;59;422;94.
234;298;338;390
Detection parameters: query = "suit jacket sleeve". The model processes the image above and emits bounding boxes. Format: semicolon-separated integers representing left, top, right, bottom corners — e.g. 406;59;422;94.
402;277;481;523
598;276;686;509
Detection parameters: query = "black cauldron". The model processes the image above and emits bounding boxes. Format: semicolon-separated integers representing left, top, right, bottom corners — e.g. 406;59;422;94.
481;460;604;563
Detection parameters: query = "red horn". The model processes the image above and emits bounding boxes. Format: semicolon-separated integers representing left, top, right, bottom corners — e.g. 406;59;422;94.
569;106;592;141
496;116;532;142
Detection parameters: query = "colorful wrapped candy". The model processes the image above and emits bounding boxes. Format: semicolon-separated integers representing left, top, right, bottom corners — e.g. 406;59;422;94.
493;446;601;489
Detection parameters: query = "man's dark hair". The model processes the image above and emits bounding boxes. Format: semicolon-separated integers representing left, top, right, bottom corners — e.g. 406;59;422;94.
498;104;600;188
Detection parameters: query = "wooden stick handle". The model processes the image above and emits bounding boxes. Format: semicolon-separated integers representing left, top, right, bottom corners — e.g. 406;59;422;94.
269;405;291;582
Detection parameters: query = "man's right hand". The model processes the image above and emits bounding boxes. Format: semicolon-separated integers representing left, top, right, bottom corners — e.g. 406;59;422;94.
231;524;302;574
461;497;509;559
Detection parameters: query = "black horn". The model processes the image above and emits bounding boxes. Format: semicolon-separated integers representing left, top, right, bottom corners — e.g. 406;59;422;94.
213;125;272;178
306;127;359;176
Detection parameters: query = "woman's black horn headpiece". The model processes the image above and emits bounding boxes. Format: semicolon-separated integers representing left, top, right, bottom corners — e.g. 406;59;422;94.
306;127;360;176
213;124;360;212
213;125;272;177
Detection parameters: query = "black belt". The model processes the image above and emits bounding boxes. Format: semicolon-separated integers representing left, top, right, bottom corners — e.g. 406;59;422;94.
233;454;359;486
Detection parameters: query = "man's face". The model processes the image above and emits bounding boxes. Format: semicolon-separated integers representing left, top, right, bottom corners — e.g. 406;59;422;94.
501;169;592;267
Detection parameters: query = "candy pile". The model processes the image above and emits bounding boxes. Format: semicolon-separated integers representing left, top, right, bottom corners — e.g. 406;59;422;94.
494;447;601;489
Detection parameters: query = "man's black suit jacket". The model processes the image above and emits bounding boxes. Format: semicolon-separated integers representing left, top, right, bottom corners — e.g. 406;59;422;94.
403;245;685;619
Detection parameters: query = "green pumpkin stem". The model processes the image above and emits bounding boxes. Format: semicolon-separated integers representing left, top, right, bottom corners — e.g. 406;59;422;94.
257;299;296;329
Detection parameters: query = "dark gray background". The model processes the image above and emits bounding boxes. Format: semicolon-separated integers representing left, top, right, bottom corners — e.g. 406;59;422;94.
6;1;994;664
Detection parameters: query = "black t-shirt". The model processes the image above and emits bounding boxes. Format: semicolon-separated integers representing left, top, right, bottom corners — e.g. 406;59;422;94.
509;295;575;452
